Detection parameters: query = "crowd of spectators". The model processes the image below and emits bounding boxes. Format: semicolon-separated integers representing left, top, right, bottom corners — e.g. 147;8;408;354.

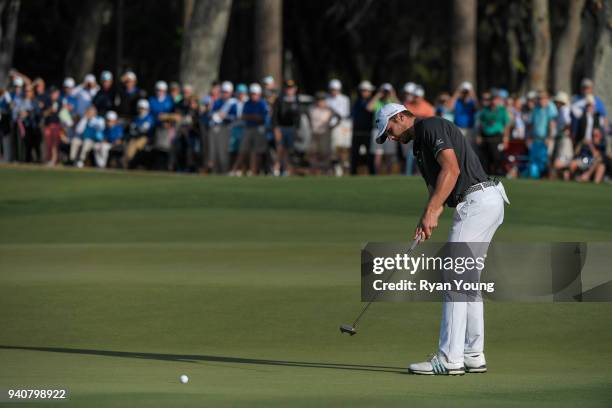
0;68;610;183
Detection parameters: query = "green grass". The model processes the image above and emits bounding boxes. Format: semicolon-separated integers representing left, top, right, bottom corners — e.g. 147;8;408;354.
0;166;611;407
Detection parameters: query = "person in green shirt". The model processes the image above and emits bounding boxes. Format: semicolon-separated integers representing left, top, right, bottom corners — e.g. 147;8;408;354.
477;91;509;175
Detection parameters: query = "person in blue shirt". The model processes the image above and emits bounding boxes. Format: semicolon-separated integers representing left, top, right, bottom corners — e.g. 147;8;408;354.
451;81;478;139
70;105;105;167
148;81;174;123
95;110;124;168
207;81;236;173
227;84;249;163
124;99;155;168
230;83;269;175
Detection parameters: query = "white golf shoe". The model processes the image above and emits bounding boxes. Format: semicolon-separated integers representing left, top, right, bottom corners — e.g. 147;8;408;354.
464;352;487;373
408;353;465;375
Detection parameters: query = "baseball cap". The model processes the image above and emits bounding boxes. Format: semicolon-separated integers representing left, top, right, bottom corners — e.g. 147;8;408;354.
63;77;75;88
375;103;407;144
414;85;425;97
358;80;374;91
236;83;248;94
13;77;24;87
262;75;274;85
553;91;569;105
381;83;394;92
221;81;234;93
403;82;416;94
526;90;537;100
249;83;262;94
84;74;96;83
460;81;472;91
124;71;137;82
581;78;593;88
105;110;118;121
328;79;342;91
137;99;149;110
155;81;168;91
100;70;113;82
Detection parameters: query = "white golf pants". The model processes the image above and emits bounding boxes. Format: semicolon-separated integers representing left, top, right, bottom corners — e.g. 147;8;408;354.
438;182;509;364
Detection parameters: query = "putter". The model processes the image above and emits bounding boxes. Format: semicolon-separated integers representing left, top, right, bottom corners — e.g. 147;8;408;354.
340;237;421;336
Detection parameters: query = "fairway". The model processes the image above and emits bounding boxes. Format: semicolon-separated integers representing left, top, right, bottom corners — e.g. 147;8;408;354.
0;166;611;407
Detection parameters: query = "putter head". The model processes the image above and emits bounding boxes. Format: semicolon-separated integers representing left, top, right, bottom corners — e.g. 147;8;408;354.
339;324;357;336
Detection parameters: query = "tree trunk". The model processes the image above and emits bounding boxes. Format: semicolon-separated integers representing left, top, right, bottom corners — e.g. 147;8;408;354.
450;0;477;91
594;0;612;114
552;0;586;93
64;0;112;81
254;0;282;85
180;0;232;95
0;0;20;87
527;0;551;91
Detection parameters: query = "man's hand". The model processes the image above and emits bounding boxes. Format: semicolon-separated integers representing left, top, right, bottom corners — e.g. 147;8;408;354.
415;205;444;240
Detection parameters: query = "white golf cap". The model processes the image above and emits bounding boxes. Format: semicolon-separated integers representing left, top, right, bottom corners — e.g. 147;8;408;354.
84;74;96;83
375;103;407;143
403;82;416;94
137;99;149;110
581;78;593;88
328;78;342;90
358;80;374;91
155;80;168;91
13;77;24;87
262;75;274;85
414;85;425;97
221;81;234;93
249;83;262;94
553;91;569;105
526;90;537;100
105;110;118;121
460;81;472;91
124;71;137;81
381;83;394;92
63;77;75;88
100;70;113;81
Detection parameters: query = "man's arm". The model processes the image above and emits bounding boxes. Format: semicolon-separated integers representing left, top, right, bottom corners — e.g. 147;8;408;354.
415;149;460;240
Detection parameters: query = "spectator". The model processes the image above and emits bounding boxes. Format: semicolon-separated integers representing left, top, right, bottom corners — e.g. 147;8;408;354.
32;77;49;113
551;126;574;181
368;83;399;174
199;80;221;170
571;78;608;129
70;105;105;168
230;83;269;176
73;74;99;118
96;110;123;168
435;92;454;122
308;91;340;175
451;81;478;139
13;85;42;163
575;95;604;144
553;92;571;131
326;79;351;175
477;91;509;175
570;126;607;183
169;82;182;104
404;85;434;118
92;70;116;115
272;79;301;176
350;80;375;175
508;96;526;140
0;88;12;162
176;84;195;115
124;99;154;168
227;83;249;166
148;81;174;123
117;71;140;119
207;81;235;173
42;86;63;165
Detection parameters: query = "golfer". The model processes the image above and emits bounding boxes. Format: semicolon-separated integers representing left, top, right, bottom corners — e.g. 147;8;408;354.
375;103;510;375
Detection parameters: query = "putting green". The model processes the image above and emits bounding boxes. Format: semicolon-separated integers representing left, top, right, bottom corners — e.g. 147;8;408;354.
0;166;611;407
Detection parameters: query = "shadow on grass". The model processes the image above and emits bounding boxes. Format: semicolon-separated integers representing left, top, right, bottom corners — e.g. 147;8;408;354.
0;345;405;374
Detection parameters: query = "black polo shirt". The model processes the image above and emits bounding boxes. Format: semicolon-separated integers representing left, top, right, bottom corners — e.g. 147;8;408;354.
412;117;488;207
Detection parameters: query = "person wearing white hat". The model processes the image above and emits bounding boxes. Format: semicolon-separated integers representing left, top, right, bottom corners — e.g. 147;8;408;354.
230;83;269;175
148;80;174;123
117;71;139;118
450;81;478;143
72;74;99;118
95;110;124;168
70;105;105;168
207;81;236;174
571;78;608;130
374;103;509;376
325;78;351;175
366;83;399;174
123;99;155;168
350;80;376;174
92;70;116;115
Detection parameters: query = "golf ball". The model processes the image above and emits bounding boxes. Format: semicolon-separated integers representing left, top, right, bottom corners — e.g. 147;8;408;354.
180;374;189;384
